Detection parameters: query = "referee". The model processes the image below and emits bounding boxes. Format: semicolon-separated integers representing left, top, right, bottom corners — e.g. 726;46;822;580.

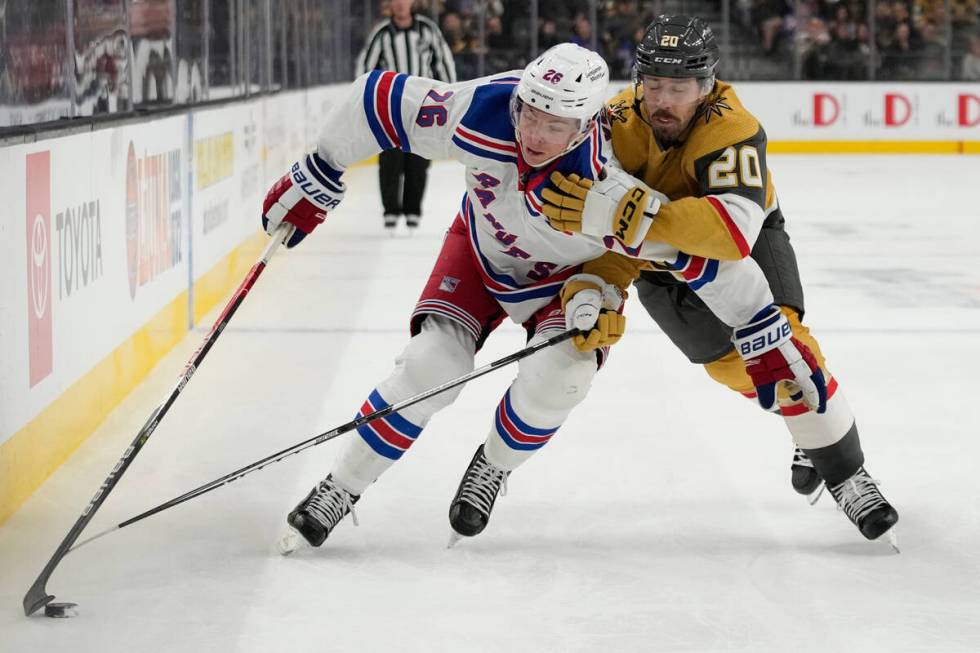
356;0;457;231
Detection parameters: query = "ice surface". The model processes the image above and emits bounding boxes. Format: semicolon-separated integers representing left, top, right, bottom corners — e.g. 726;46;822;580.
2;155;978;652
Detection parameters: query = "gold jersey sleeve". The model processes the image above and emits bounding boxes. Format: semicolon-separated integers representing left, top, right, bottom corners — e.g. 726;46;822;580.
607;82;777;261
581;250;651;296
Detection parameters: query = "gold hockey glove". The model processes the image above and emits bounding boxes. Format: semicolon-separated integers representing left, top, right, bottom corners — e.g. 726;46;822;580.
560;273;627;352
573;311;626;352
541;169;665;248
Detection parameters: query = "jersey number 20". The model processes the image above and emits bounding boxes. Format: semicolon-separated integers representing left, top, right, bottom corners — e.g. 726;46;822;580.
708;145;763;189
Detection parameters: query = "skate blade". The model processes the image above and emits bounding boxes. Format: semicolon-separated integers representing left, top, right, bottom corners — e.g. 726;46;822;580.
447;531;465;549
277;528;308;556
806;485;825;506
885;527;900;554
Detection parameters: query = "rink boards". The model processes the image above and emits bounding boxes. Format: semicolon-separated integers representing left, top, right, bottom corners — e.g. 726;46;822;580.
0;86;347;524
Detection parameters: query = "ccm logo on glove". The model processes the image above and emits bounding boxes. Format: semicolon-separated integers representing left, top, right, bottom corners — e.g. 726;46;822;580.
613;186;648;242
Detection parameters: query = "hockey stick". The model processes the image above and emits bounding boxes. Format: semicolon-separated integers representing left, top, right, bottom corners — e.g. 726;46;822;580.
66;328;581;553
23;224;296;617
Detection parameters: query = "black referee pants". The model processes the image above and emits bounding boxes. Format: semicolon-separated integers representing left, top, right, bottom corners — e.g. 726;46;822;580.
379;149;430;218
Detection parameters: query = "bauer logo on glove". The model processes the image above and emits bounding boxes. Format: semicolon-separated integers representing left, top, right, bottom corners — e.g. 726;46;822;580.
733;305;827;414
262;152;346;248
290;161;343;210
737;318;792;356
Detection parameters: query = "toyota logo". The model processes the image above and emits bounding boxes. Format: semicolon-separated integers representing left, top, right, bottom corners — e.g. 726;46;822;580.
29;212;49;319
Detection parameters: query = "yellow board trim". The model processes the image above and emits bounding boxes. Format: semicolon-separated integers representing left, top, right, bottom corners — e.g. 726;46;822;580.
0;231;268;526
192;231;266;323
768;140;979;154
349;154;379;168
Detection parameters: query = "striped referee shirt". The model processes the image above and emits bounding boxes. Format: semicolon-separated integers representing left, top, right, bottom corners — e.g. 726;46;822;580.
355;14;457;83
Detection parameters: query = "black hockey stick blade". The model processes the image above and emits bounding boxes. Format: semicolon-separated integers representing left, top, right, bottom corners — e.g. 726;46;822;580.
22;224;294;617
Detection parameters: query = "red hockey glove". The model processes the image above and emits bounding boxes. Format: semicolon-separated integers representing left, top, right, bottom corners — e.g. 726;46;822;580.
262;152;345;248
733;305;827;414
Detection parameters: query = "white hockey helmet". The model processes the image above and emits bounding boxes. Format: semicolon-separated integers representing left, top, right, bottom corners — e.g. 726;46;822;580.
511;44;610;162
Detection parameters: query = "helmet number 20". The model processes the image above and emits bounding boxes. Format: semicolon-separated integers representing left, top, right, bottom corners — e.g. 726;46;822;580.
708;146;763;189
660;35;680;47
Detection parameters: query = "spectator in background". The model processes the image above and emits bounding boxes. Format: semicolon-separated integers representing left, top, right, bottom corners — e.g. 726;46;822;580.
963;34;980;79
800;16;833;78
539;18;562;50
600;0;647;77
917;21;948;78
755;0;792;54
570;13;595;50
356;0;456;232
441;11;470;55
484;14;515;71
880;20;918;78
825;5;872;79
601;0;639;49
874;1;898;46
441;10;480;80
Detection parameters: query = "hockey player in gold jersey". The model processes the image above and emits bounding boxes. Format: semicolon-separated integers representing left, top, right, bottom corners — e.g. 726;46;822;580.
541;15;899;546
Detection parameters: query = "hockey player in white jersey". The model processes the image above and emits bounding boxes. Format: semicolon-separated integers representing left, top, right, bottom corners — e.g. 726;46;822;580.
260;43;827;549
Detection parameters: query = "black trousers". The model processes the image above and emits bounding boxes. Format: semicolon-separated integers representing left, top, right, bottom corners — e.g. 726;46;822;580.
378;149;431;216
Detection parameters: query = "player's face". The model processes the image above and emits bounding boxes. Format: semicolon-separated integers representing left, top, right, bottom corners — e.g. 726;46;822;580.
517;105;581;167
640;76;704;143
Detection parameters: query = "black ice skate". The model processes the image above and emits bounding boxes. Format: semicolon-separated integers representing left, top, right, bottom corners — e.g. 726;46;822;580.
826;466;900;551
791;447;824;504
278;475;359;555
448;445;509;547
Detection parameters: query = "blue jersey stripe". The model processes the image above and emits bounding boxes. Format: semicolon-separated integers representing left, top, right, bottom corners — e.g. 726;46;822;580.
390;74;411;153
671;252;690;271
464;199;569;302
487;283;564;303
464;199;523;287
451;135;518;164
688;259;720;291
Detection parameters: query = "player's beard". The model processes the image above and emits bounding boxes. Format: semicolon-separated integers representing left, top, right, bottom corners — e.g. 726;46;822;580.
650;110;686;146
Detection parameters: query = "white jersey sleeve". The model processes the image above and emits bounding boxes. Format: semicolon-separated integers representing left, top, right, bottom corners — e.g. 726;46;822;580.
574;147;774;327
315;70;488;170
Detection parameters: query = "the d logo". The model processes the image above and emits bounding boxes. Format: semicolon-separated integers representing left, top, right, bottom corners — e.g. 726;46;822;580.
884;93;913;127
958;94;980;127
813;93;840;126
